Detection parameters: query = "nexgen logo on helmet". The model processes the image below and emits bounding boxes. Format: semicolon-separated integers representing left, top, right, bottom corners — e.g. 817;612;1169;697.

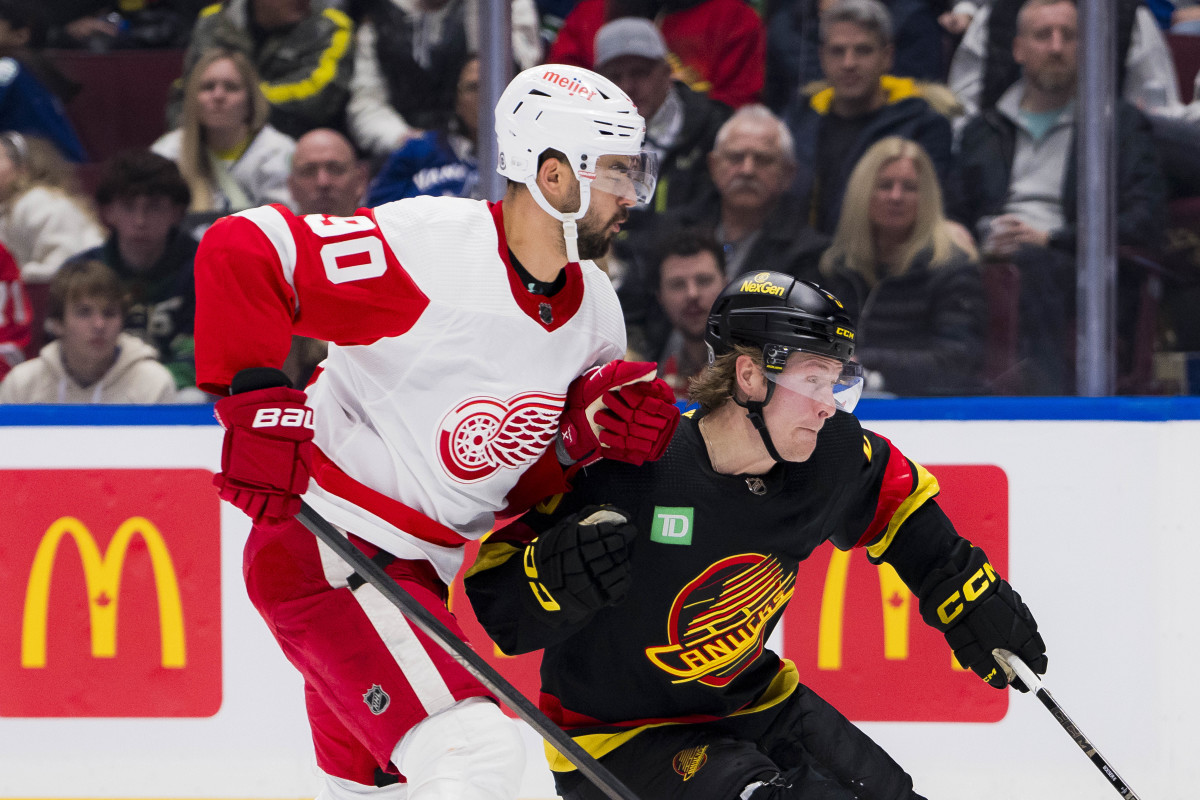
706;272;864;416
738;276;787;297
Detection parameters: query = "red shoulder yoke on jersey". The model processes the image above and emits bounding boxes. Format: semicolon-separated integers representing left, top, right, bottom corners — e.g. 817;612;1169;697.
854;434;926;549
195;206;429;394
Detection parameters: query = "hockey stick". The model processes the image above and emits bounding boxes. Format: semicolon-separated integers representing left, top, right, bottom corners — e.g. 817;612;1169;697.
994;649;1142;799
295;501;641;800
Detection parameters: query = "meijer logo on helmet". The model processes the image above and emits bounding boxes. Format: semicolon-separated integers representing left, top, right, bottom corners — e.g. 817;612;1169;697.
540;70;598;100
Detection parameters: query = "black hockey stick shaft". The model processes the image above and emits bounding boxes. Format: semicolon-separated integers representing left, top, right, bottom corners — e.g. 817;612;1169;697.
996;650;1142;799
1031;687;1141;799
296;502;641;800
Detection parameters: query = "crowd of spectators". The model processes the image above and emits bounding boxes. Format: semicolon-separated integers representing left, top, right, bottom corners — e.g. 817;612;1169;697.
0;0;1198;403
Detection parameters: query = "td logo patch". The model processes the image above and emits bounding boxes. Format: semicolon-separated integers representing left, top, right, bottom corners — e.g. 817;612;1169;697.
651;507;693;545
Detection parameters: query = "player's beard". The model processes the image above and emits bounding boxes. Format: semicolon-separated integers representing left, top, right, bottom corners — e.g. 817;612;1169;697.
557;181;627;260
575;210;624;260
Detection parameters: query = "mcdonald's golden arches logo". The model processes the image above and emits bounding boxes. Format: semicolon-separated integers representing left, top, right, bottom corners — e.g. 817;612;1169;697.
781;465;1011;723
0;469;222;718
22;516;185;669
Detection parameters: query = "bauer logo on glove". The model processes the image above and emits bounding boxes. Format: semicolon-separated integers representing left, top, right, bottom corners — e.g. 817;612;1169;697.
251;406;315;429
213;367;315;526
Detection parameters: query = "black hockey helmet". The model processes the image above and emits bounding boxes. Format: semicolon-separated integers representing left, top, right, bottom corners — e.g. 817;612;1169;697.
706;271;857;371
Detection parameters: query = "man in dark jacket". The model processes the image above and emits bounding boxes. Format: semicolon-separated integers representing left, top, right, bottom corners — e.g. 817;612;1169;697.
593;16;731;219
782;0;952;235
615;104;828;360
948;0;1166;393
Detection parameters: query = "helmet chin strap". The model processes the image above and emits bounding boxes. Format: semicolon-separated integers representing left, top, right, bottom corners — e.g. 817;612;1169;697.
524;175;593;264
733;381;786;464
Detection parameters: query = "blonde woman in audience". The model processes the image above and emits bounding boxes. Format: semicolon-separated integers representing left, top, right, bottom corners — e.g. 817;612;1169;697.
152;48;294;217
0;132;104;283
820;136;985;396
0;259;177;403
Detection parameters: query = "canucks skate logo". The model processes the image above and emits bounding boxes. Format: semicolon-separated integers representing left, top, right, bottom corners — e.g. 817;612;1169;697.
363;684;390;715
645;554;795;686
672;745;708;781
437;391;565;483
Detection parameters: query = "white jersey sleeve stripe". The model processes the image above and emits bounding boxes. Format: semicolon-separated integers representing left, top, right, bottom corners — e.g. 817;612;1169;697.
235;205;300;311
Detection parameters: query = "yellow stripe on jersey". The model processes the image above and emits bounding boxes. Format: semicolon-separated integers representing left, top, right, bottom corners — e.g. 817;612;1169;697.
866;461;940;560
463;540;520;579
260;9;352;104
863;434;872;462
545;660;801;772
535;493;564;515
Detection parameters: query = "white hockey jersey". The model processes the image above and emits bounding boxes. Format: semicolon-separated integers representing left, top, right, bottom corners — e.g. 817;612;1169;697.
196;197;626;582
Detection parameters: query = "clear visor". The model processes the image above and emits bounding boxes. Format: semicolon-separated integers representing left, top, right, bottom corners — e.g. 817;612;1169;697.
764;351;865;414
585;152;658;206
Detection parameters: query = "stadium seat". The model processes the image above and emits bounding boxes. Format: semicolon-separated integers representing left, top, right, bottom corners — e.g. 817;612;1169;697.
1167;32;1200;104
981;260;1023;394
22;281;49;361
46;49;185;164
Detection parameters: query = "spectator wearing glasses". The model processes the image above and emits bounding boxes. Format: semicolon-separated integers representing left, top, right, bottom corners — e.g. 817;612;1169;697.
615;104;826;361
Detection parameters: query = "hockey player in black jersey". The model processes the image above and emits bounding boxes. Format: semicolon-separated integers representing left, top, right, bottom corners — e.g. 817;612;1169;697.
465;271;1048;800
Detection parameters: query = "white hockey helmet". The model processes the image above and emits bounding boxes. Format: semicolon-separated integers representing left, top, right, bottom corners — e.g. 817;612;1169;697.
495;64;657;261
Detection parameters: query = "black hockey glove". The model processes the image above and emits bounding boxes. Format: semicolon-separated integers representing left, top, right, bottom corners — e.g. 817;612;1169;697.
523;505;638;620
917;540;1047;691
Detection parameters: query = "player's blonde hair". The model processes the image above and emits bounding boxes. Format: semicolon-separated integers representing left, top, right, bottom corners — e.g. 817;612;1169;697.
688;345;762;412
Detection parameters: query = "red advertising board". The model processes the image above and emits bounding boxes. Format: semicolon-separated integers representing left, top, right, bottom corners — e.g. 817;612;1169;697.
0;469;222;717
783;465;1010;722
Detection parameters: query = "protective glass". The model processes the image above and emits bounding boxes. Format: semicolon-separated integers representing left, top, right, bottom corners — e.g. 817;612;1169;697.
764;350;865;413
586;152;658;206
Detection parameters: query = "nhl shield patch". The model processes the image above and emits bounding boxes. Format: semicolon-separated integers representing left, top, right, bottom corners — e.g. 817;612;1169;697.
363;684;390;715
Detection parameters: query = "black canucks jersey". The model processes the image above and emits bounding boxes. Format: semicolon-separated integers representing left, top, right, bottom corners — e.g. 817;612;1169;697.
464;409;965;765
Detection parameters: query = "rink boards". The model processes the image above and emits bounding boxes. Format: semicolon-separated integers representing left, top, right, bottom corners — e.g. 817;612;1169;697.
0;398;1195;799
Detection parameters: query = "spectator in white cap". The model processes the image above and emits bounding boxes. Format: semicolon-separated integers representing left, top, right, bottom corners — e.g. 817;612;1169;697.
594;16;730;218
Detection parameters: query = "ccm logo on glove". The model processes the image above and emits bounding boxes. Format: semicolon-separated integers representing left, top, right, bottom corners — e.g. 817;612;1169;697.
252;407;315;429
935;559;998;625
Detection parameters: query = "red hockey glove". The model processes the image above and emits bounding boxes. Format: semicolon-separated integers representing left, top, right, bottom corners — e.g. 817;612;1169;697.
918;541;1047;691
559;360;680;467
213;368;314;525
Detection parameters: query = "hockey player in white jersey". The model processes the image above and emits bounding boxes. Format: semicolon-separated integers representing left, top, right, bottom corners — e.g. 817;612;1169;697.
194;65;680;800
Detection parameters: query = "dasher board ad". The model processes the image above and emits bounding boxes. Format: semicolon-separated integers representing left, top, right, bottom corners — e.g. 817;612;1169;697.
0;399;1196;799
